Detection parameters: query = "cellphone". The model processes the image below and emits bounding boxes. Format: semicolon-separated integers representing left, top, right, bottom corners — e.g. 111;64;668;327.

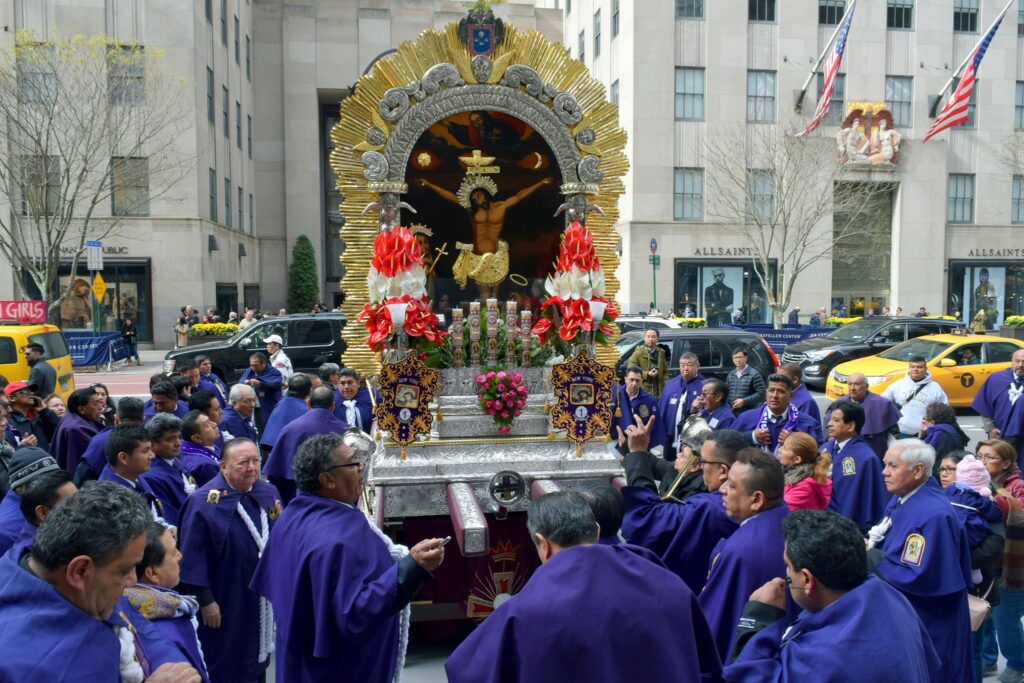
441;536;452;547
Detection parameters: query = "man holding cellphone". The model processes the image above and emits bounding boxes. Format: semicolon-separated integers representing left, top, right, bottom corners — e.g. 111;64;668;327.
5;382;60;452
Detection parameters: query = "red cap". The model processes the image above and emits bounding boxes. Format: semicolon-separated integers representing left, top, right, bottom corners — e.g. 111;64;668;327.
3;381;37;397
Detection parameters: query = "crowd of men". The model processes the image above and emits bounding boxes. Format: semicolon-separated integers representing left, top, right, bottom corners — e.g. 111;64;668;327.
2;333;1024;681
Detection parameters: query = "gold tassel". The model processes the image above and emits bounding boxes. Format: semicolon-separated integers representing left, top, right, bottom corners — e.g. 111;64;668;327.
614;404;621;418
575;443;582;458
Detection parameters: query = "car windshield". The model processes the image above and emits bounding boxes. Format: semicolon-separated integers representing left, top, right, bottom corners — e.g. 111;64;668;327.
616;336;641;356
823;319;887;342
878;338;953;362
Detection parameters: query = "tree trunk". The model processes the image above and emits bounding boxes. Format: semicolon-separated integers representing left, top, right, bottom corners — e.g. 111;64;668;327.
773;309;785;330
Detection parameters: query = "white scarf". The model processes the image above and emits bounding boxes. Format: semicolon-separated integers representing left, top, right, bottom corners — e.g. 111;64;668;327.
344;400;362;429
236;500;275;665
115;625;144;683
1010;374;1024;405
362;512;411;683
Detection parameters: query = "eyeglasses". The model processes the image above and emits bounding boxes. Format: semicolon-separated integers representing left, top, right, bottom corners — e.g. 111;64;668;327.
785;576;808;591
979;454;1005;464
327;461;364;472
697;459;728;467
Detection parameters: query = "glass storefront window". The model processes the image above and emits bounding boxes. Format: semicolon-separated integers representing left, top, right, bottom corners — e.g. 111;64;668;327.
949;261;1024;331
673;259;777;327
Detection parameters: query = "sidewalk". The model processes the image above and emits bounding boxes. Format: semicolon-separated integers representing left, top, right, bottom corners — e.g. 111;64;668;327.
73;348;170;399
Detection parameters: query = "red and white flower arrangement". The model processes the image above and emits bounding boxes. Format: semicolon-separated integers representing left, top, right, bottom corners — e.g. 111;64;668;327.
475;369;528;434
357;226;446;353
532;220;619;346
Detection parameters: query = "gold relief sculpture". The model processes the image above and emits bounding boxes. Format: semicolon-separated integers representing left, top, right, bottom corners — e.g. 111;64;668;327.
373;353;440;461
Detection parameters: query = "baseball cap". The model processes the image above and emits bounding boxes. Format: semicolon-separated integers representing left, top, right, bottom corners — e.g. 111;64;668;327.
9;447;59;490
264;334;284;346
4;381;37;398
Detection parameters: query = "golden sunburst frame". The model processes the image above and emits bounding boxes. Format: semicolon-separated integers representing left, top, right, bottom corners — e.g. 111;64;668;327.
332;17;628;377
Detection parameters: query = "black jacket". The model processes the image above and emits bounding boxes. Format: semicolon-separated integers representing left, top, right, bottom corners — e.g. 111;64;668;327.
726;367;766;410
7;408;60;453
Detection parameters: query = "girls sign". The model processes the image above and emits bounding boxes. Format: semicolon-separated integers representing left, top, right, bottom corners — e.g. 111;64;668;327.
0;300;47;324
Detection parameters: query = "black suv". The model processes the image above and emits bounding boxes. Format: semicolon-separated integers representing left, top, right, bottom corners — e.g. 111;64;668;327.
781;316;965;389
615;329;778;383
163;313;346;383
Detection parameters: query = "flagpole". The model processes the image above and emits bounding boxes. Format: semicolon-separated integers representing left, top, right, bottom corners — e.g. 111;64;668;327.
794;0;857;113
929;0;1014;118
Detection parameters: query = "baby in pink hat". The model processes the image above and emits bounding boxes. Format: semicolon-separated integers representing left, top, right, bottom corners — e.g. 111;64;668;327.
956;453;992;498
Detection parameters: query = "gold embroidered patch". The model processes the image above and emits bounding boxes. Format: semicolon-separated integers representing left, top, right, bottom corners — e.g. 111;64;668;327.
900;533;926;566
206;489;220;504
269;499;282;521
842;456;856;477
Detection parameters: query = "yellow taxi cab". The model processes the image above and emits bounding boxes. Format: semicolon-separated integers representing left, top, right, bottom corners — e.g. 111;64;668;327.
0;324;76;401
825;332;1024;407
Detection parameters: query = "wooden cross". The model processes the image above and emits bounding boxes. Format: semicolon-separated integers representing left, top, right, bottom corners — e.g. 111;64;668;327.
426;242;448;277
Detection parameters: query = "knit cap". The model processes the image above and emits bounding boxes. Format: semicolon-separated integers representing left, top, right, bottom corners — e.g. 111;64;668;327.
956;454;992;498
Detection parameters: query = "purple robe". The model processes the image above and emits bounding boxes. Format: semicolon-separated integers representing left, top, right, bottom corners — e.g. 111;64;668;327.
126;584;211;683
621;488;738;593
141;457;194;527
945;483;1003;548
0;492;21;557
445;544;722;682
652;373;707;459
239;365;283;426
51;413;103;474
724;576;940;681
701;405;737;431
198;373;228;409
974;368;1024;464
178;440;221;486
264;408;348;505
732;405;823;451
258;396;308;450
178;474;281;683
790;384;820;424
250;492;427;683
698;504;792;662
219;405;259;443
143;398;190;421
612;384;658;435
827;394;903;460
11;521;35;553
332;386;374;432
0;548;186;680
825;436;887;532
98;466;165;521
873;480;974;683
81;426;113;478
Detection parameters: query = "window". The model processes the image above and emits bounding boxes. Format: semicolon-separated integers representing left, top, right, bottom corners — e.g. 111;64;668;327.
888;0;913;28
1010;176;1024;227
746;70;776;122
746;170;774;222
291;319;333;346
246;36;251;80
566;0;571;14
247;115;253;159
1020;2;1024;35
111;157;149;216
578;30;585;62
206;68;214;124
988;342;1022;363
107;46;145;106
675;68;705;121
209;168;217;221
674;168;703;221
249;193;254;234
1017;82;1024;130
205;0;212;23
225;177;232;227
610;80;619;106
234;16;240;63
885;75;912;127
954;0;978;33
749;0;776;21
593;11;601;58
235;101;242;147
953;77;977;128
816;73;846;125
238;186;243;230
17;155;59;216
220;0;227;44
819;0;844;25
947;173;975;224
17;44;56;106
612;0;620;36
222;86;229;137
677;0;704;18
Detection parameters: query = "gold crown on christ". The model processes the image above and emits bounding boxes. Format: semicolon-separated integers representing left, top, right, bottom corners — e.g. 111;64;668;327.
457;174;498;209
408;223;433;237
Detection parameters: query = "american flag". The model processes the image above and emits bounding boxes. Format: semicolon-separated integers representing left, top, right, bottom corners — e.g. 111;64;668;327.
797;0;856;138
924;3;1009;142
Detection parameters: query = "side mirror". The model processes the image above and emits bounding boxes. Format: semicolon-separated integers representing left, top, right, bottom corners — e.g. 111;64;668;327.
870;335;887;345
938;358;956;368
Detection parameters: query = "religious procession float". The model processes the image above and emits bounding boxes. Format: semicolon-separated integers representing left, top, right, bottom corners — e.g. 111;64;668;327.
333;3;630;619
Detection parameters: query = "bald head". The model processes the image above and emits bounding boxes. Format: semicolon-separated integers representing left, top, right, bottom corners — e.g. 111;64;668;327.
1013;349;1024;378
847;372;868;401
309;385;335;410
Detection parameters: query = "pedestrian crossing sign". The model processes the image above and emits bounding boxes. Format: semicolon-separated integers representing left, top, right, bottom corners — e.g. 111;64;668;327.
92;272;107;303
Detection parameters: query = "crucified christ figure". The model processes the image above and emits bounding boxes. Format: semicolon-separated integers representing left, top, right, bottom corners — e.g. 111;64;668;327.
416;176;552;298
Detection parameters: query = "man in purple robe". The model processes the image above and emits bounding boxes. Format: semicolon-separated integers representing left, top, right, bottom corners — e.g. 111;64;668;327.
188;390;225;453
651;352;706;461
178;438;282;683
264;385;348;505
178;410;222;486
973;348;1024;466
698;378;736;431
11;467;76;552
258;373;311;455
698;448;793;663
0;483;199;681
141;414;196;527
824;400;887;533
779;362;821;426
0;447;70;555
333;367;374;432
577;481;626;545
99;423;166;522
76;396;145;486
251;433;445;683
732;374;823;453
445;491;722;682
144;381;190;422
51;386;105;474
867;439;974;683
220;384;259;443
724;510;940;681
826;372;901;459
239;352;283;429
196;355;228;409
621;427;744;592
612;366;658;455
